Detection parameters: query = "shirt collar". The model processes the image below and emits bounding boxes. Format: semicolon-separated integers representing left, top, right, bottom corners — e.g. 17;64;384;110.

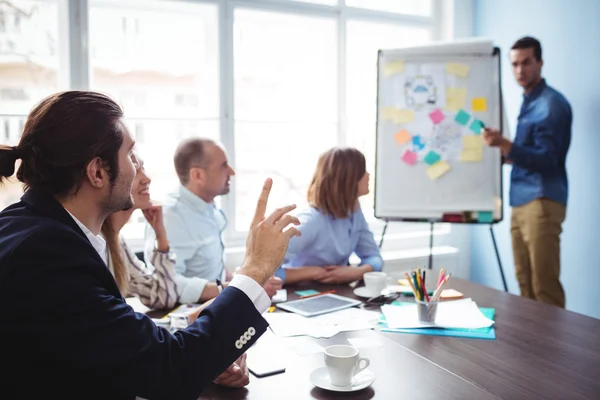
523;78;547;101
65;209;108;265
176;184;213;214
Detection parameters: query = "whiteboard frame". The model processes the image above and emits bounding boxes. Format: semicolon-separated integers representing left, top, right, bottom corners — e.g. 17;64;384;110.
373;44;504;224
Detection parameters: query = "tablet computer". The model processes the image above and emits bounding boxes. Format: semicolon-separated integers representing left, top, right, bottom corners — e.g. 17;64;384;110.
276;294;362;317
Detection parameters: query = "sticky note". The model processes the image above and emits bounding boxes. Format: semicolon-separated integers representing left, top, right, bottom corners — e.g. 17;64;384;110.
412;135;425;150
426;160;450;180
424;150;442;166
392;109;415;124
295;289;320;296
445;87;467;112
440;289;464;299
445;62;470;78
381;107;396;120
463;135;483;150
383;60;405;76
455;109;471;126
477;211;494;223
398;279;410;286
472;97;487;112
469;119;484;135
429;108;445;125
401;149;418;165
394;129;412;145
460;149;483;162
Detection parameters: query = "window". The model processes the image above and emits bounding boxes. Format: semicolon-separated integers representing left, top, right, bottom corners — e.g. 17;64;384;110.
89;0;219;233
0;0;62;210
0;0;449;249
233;9;337;231
346;0;433;16
346;20;431;222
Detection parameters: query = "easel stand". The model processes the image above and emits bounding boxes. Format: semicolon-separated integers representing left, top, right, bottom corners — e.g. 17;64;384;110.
489;224;508;292
379;220;508;293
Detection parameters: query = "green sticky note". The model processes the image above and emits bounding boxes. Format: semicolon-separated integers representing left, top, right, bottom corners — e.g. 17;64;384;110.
477;211;494;223
470;119;484;135
455;109;471;126
424;150;442;166
295;289;320;296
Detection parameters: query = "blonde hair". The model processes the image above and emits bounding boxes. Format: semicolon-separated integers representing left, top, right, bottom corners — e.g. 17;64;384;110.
101;216;129;295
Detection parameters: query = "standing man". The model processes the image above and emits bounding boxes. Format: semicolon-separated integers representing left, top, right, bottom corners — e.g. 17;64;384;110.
146;138;282;304
482;36;572;308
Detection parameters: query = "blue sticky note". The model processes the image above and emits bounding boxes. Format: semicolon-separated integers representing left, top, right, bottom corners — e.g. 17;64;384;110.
412;135;425;150
470;119;484;135
455;109;471;126
424;150;441;166
477;211;494;223
295;289;320;296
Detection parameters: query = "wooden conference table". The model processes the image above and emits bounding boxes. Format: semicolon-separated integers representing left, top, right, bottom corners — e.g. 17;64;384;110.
137;276;600;399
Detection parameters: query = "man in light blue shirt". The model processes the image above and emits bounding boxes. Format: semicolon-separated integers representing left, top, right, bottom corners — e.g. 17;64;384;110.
146;138;281;304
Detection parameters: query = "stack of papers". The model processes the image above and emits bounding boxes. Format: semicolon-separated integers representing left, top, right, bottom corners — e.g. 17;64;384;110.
380;298;494;329
264;308;380;339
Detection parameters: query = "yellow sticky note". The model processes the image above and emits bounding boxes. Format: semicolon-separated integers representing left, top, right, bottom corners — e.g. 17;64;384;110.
460;149;483;162
381;107;396;121
445;87;467;112
383;60;405;76
426;160;451;180
463;135;483;150
392;109;415;124
398;278;410;286
394;129;412;145
472;97;487;112
446;62;470;78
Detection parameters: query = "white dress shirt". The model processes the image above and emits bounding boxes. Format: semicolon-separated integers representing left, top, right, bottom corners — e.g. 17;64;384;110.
66;210;108;265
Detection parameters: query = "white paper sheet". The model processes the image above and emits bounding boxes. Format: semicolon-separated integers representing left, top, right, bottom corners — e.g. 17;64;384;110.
264;308;380;339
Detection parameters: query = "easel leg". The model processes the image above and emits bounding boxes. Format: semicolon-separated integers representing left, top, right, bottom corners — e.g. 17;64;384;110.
490;224;508;292
428;222;434;270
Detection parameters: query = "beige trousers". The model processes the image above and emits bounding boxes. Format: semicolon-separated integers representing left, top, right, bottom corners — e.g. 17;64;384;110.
511;198;567;308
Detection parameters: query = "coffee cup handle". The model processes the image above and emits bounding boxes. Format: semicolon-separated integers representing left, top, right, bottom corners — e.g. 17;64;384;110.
353;357;370;376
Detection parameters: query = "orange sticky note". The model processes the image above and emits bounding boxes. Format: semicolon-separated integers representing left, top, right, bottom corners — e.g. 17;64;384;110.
472;97;487;112
394;129;412;145
440;289;464;299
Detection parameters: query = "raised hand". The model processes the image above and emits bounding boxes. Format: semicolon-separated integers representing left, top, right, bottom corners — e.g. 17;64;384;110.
238;178;301;286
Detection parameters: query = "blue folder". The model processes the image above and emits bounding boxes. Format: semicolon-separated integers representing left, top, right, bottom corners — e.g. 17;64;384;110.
379;301;496;340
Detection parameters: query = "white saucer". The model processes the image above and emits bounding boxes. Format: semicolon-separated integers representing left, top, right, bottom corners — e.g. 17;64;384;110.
353;286;382;298
310;366;375;392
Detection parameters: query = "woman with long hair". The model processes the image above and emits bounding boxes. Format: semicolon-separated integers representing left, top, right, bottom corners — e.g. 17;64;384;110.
102;158;178;310
275;146;383;285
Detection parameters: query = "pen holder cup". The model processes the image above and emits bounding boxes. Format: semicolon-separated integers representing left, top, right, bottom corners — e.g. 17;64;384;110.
416;299;439;323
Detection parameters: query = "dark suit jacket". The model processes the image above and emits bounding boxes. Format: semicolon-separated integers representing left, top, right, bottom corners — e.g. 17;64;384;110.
0;189;268;400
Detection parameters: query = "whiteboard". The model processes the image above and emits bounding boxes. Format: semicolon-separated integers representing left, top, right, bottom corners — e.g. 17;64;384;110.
374;39;503;223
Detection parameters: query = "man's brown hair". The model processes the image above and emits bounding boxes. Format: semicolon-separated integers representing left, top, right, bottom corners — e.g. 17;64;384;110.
173;138;215;185
307;147;366;219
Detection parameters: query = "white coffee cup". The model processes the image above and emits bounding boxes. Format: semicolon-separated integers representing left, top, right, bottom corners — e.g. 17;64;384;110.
363;271;389;296
324;345;370;387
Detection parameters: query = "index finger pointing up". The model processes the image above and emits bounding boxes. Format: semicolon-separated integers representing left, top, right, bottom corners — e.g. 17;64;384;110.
251;178;273;226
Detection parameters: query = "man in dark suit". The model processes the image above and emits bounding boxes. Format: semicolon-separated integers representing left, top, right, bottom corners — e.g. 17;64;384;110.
0;91;300;399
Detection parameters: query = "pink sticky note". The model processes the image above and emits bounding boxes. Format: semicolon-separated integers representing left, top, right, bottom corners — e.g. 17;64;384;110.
401;150;418;165
429;108;445;125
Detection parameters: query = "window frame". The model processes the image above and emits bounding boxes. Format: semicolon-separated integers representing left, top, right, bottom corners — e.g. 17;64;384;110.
0;0;454;251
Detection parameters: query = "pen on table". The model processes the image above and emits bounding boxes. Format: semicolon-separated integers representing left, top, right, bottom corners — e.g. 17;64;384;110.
300;290;336;299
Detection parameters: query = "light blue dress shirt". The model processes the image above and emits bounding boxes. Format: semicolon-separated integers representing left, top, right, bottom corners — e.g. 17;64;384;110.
275;206;383;283
145;185;227;304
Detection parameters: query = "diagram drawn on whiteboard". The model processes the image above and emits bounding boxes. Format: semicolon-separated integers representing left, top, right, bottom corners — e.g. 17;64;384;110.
404;75;437;108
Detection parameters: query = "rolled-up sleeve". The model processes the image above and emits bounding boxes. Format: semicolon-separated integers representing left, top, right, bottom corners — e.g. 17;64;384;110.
354;209;384;272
